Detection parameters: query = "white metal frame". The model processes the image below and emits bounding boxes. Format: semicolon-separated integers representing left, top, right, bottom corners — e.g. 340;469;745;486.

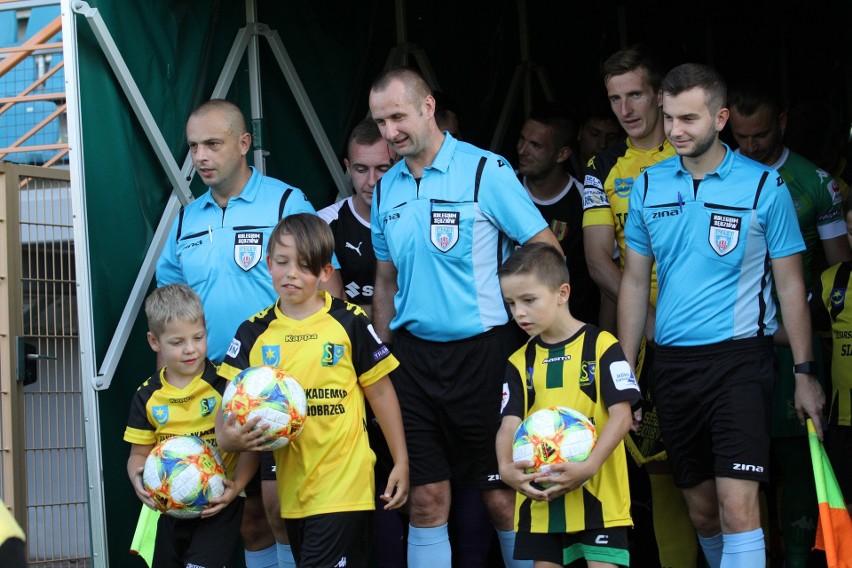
69;0;348;393
65;0;350;564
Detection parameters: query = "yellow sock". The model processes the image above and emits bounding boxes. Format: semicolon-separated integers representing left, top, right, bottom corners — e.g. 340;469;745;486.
649;472;698;568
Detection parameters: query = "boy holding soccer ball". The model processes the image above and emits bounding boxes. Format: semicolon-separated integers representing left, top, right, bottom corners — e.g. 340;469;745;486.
124;283;257;567
495;243;642;567
216;213;408;568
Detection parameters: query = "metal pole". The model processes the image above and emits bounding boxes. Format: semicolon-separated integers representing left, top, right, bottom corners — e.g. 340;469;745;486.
64;2;108;564
245;0;266;172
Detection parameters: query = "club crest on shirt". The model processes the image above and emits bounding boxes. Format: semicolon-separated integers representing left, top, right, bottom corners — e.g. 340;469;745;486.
549;219;568;242
322;343;345;367
153;405;169;425
830;287;846;311
708;213;741;256
613;177;634;198
579;361;596;387
431;211;459;252
234;232;263;271
263;345;281;367
200;397;217;417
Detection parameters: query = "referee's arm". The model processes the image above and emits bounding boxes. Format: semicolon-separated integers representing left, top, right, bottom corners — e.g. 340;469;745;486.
524;227;564;256
772;252;826;439
372;260;399;344
617;247;654;371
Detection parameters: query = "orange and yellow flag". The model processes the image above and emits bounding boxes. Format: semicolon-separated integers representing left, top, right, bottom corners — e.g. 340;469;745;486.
807;419;852;568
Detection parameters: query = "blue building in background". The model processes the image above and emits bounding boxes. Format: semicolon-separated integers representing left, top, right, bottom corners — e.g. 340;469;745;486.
0;2;65;166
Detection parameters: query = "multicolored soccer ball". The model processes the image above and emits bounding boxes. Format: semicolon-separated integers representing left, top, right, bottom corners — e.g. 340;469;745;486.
143;435;226;519
512;406;597;483
221;365;308;450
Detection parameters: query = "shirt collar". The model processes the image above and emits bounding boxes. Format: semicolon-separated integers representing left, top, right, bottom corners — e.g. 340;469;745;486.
674;142;736;179
198;166;261;208
399;132;457;177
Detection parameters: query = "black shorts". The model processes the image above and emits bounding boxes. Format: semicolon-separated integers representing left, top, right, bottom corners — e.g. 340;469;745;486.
514;526;629;566
153;496;245;567
285;511;373;568
260;450;276;482
391;324;524;488
651;336;773;488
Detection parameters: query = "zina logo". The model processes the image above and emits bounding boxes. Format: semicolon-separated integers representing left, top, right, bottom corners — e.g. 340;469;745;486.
733;463;764;473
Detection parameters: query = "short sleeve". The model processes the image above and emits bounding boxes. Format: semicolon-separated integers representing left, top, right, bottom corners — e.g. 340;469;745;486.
623;173;652;256
598;342;642;410
477;156;548;244
156;212;187;287
500;361;526;419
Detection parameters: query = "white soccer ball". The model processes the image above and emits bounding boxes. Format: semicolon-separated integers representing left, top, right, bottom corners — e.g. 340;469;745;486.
142;435;226;519
512;406;597;485
221;365;308;450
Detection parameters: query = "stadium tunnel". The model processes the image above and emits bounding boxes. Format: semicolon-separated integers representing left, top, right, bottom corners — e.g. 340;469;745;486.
64;0;851;564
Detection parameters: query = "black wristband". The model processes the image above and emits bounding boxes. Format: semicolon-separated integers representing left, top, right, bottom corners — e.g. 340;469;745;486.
792;361;818;375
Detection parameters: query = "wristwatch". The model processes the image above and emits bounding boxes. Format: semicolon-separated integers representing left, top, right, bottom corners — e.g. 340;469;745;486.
792;361;818;375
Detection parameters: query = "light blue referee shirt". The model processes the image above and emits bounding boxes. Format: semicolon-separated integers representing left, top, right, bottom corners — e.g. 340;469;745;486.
624;145;805;347
371;133;548;341
157;167;320;363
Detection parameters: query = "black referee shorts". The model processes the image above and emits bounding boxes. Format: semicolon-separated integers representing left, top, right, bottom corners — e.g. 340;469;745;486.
651;336;774;488
391;324;524;489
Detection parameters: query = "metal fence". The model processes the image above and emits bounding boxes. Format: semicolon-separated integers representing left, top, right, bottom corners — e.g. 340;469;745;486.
1;161;90;567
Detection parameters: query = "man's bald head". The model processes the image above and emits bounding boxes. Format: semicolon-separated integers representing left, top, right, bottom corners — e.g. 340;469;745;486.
188;99;248;139
370;67;432;107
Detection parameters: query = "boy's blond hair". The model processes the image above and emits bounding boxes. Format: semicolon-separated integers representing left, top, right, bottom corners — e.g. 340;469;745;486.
267;213;334;276
497;242;570;290
145;283;205;337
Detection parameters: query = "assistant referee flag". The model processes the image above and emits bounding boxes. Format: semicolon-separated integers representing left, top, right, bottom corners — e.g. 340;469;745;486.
807;419;852;568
